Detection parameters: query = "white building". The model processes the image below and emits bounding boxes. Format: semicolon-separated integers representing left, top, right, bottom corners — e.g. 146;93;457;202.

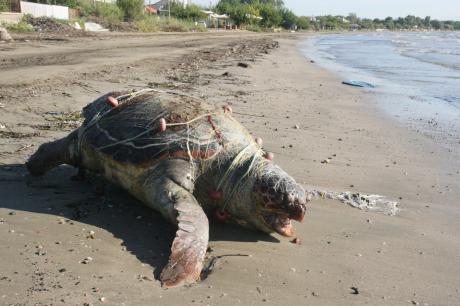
144;0;191;8
180;0;191;5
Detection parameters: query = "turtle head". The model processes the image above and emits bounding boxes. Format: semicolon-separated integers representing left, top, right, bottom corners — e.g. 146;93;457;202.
251;162;307;237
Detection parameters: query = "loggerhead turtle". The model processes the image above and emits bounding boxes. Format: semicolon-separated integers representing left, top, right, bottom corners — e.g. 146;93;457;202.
26;89;308;288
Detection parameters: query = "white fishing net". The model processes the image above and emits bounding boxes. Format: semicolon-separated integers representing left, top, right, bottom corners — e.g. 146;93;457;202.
306;188;399;216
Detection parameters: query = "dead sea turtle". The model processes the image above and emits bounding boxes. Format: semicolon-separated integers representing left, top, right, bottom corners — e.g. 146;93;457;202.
26;89;307;288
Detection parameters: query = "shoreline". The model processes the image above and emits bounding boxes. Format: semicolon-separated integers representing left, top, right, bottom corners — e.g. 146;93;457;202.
300;32;460;157
1;32;459;305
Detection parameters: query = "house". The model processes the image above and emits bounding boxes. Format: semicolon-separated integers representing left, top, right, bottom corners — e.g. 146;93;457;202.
144;5;158;14
350;23;359;31
144;0;190;9
95;0;116;3
201;10;231;28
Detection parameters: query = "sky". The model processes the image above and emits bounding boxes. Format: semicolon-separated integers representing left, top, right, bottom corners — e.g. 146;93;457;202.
193;0;460;20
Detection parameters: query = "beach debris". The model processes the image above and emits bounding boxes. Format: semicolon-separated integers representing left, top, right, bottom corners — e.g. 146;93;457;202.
342;80;376;88
0;27;13;42
321;159;330;164
80;257;93;264
83;22;109;32
237;62;249;68
306;187;399;216
86;230;96;239
350;287;359;295
290;237;301;245
294;125;300;129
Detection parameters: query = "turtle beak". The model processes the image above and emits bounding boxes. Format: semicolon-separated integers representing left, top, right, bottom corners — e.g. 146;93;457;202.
285;192;307;222
289;202;306;222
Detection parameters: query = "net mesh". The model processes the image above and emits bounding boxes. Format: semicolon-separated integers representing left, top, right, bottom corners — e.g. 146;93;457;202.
306;187;399;216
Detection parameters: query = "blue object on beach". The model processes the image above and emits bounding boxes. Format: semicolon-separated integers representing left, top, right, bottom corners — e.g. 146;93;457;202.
342;80;376;88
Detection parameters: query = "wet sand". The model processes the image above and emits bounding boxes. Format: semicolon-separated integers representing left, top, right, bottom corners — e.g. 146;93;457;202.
1;32;459;305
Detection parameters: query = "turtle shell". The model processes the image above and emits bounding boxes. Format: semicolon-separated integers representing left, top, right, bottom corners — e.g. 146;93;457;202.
80;90;225;165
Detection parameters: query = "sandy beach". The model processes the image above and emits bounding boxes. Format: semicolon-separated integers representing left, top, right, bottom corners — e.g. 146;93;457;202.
1;32;459;305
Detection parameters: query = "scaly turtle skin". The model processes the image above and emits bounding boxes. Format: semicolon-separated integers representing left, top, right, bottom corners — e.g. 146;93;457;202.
26;89;308;288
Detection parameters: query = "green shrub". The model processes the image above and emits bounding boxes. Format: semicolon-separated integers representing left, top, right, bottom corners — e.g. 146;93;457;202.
135;16;160;32
116;0;143;21
170;2;206;21
77;0;123;22
77;0;97;17
245;24;262;32
3;21;34;32
54;0;79;9
0;0;11;12
95;2;123;22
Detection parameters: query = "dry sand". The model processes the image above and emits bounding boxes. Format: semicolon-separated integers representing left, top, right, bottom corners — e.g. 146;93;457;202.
1;32;459;306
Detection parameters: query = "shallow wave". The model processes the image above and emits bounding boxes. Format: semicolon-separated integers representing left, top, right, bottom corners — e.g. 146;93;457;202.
301;32;460;153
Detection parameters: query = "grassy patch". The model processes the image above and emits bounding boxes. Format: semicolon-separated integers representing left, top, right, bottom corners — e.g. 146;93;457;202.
135;16;206;33
2;21;34;33
245;24;262;32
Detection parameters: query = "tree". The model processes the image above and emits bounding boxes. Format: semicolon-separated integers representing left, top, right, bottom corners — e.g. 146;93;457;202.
347;12;358;24
281;8;296;29
360;18;375;29
170;2;206;20
384;16;395;29
296;16;310;30
259;3;282;28
317;15;345;30
424;16;431;27
430;19;442;29
117;0;143;21
404;15;416;28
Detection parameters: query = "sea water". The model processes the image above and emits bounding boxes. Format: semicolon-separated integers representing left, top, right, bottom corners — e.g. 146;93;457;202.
301;32;460;150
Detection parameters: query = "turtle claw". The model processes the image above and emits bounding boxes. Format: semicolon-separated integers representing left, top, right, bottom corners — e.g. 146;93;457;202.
160;248;203;288
160;233;206;288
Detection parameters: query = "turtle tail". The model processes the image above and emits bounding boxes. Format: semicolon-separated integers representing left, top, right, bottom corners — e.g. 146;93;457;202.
26;130;79;176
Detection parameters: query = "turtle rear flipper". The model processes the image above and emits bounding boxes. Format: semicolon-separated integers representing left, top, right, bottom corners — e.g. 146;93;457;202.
26;130;79;176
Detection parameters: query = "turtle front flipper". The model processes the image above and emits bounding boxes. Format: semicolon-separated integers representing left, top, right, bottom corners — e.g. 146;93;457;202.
143;160;208;288
160;186;209;288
